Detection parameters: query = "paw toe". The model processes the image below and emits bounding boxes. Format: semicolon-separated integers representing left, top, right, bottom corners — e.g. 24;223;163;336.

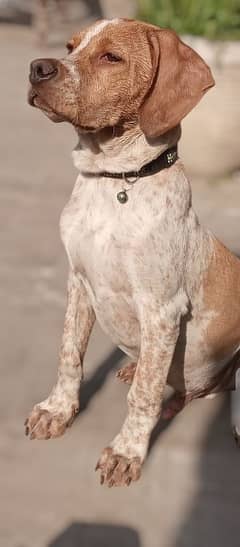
96;448;141;487
116;362;136;385
25;407;68;440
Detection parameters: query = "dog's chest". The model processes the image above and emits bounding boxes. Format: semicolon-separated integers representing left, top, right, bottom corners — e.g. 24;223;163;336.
61;179;132;281
60;176;166;280
60;175;169;349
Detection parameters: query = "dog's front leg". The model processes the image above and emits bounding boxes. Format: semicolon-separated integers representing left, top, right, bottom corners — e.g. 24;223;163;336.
96;290;188;486
25;271;95;440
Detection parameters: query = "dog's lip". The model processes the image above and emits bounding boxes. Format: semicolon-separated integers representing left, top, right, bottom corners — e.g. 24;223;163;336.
28;87;67;122
28;85;69;123
28;87;51;113
28;88;37;106
28;87;50;110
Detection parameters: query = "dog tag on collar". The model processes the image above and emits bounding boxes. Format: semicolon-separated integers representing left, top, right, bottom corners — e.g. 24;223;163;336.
117;190;128;204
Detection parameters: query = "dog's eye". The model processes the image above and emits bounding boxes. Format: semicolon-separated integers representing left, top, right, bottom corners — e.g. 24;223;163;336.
101;52;122;63
66;42;74;54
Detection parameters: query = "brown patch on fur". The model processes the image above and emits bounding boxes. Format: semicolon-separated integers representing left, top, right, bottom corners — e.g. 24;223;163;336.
139;28;214;137
203;238;240;361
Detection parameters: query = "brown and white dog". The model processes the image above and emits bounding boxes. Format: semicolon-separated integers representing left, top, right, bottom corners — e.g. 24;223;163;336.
25;18;240;487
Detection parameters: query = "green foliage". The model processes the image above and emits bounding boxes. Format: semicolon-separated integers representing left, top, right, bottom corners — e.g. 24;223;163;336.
138;0;240;39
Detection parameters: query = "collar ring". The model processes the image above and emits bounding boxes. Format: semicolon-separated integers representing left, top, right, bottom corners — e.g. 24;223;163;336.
122;172;140;185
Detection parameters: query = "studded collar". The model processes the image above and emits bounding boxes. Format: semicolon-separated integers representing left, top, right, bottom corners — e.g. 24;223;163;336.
81;145;178;204
82;145;178;182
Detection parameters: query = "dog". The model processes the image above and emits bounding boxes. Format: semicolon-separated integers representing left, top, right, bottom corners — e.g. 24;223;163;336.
25;18;240;487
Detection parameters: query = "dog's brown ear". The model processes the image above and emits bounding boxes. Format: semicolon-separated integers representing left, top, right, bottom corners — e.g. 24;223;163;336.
139;29;215;138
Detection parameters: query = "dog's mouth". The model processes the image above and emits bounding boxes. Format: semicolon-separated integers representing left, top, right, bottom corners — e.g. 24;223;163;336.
28;87;66;123
28;87;37;107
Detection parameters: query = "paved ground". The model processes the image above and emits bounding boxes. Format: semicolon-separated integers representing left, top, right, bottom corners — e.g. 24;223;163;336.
1;24;240;547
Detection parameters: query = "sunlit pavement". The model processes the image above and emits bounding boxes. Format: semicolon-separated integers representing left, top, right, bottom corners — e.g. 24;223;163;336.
1;25;240;547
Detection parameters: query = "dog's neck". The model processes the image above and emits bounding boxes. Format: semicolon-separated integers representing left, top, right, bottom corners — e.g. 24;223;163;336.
72;124;181;174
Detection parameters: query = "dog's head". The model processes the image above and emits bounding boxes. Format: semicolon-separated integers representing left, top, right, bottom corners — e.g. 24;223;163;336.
28;18;214;138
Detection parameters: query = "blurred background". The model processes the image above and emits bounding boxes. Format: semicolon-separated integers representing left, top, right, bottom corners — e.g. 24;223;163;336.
1;1;240;546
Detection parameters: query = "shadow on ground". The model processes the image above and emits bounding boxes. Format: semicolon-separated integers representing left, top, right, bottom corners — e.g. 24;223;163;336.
79;348;123;413
78;346;185;454
174;396;240;547
48;522;140;547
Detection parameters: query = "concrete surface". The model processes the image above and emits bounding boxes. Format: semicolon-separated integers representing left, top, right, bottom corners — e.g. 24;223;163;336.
1;25;240;547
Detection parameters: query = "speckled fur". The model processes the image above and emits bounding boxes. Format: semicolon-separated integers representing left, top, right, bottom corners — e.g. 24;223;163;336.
26;19;240;486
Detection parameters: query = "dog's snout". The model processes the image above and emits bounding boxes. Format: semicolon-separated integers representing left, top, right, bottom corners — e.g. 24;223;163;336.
29;58;59;85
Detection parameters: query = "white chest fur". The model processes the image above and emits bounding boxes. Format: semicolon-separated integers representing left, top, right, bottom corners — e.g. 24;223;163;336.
60;168;197;354
60;169;189;281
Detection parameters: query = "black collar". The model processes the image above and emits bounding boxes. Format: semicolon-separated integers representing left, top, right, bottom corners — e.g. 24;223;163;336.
81;145;178;204
82;145;178;181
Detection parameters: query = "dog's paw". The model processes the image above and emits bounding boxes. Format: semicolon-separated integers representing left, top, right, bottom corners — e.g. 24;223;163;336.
25;402;79;440
95;447;142;487
116;362;136;385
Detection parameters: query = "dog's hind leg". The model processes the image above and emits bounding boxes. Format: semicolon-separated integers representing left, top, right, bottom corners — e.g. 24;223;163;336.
25;272;95;440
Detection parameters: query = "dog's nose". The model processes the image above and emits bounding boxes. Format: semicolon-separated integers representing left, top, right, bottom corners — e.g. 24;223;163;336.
29;58;59;84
